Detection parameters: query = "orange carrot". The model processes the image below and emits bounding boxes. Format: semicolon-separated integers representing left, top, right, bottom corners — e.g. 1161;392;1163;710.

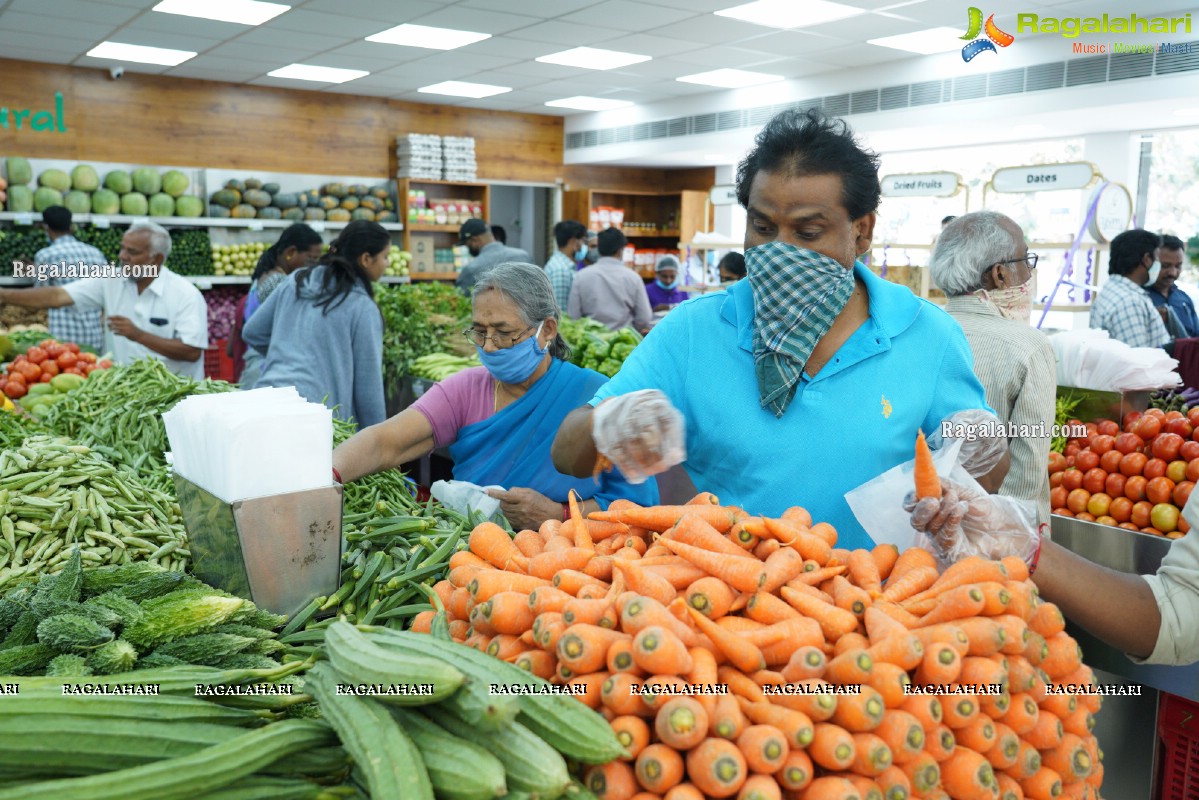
613;560;678;607
889;548;938;582
762;548;807;593
591;504;738;534
825;649;875;686
611;715;650;761
1006;740;1042;781
478;591;534;635
663;785;703;800
753;539;781;561
874;710;925;765
913;585;987;628
1005;580;1036;621
761;517;832;565
954;717;997;754
832;575;873;620
563;597;616;628
1040;733;1092;783
1041;633;1082;680
528;586;572;616
830;686;886;733
911;623;971;658
917;557;1008;603
864;606;910;643
447;619;470;642
872;602;924;630
514;649;557;681
899;694;943;733
552;568;606;597
633;625;693;675
680;577;735;620
533;612;567;651
685;738;748;798
469;522;529;571
941;693;980;730
789;565;848;586
737;724;790;774
486;634;531;661
779;586;859;641
782;646;827;682
743;592;801;627
850;731;893;777
867;634;924;672
544;535;576;553
925;724;956;762
958;655;1008;694
652;697;708;750
941;747;997;800
914;430;942;499
449;550;490;571
1020;767;1063;800
645;563;710;591
583;557;616;583
800;777;862;800
773;680;838;722
512;529;544;559
980;689;1012;720
737;697;814;749
1024;708;1063;750
607;638;643;675
1001;693;1039;736
710;692;746;740
871;544;901;582
469;570;548;602
876;766;911;800
986;722;1021;772
687;646;719;718
720;666;768;703
621;595;701;647
1061;708;1094;739
687;606;766;673
809;723;856;771
783;580;836;607
635;744;685;795
602;673;647;717
668;514;755;557
659;537;767;593
899;751;941;796
557;624;630;674
847;550;884;598
880;566;939;604
914;642;962;685
448;564;483;589
584;760;638;800
776;749;815;792
738;775;781;800
409;611;435;634
866;662;912;709
569;672;608;709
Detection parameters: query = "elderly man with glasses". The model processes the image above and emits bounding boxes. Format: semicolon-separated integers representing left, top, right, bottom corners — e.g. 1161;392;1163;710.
930;211;1057;528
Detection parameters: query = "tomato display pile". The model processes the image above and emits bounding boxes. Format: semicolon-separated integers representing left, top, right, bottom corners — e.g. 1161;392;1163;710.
1049;407;1199;536
0;339;112;400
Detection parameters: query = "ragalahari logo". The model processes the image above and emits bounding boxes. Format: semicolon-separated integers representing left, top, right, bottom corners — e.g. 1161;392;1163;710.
961;7;1015;61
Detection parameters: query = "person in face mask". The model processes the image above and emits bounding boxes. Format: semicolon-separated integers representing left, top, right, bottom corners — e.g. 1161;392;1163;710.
552;108;1006;549
333;262;657;531
544;219;588;312
646;254;691;311
1089;229;1172;350
930;211;1057;527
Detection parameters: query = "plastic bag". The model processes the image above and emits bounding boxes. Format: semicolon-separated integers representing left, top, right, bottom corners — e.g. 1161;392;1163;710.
430;480;506;525
927;409;1008;479
592;389;686;484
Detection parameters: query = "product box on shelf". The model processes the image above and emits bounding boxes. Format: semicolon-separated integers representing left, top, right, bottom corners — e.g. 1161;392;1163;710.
409;234;437;274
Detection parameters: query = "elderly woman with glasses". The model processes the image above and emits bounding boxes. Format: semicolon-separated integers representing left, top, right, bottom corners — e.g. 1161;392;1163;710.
333;262;657;531
929;210;1056;527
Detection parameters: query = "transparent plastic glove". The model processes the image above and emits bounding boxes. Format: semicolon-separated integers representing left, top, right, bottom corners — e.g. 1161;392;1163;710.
904;477;1040;565
592;389;686;485
927;409;1008;479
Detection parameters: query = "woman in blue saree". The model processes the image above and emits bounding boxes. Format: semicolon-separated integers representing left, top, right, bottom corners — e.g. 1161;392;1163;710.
332;262;657;530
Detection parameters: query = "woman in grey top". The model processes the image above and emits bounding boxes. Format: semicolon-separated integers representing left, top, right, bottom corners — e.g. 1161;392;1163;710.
243;221;388;428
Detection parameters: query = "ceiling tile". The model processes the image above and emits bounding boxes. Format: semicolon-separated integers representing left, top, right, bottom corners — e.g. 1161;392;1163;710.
558;1;700;30
884;0;991;25
850;0;932;8
108;28;225;53
458;36;563;59
164;64;271;82
642;78;727;95
268;9;392;38
639;0;753;10
606;58;702;80
456;70;553;90
87;0;161;7
204;41;309;63
228;27;333;51
0;11;118;40
0;28;97;53
648;15;777;44
403;51;520;73
1;45;78;63
172;55;280;75
457;0;592;13
324;41;430;64
588;32;699;58
248;75;362;89
405;6;544;36
7;0;139;25
111;9;251;39
504;20;627;44
72;54;173;73
738;31;853;56
455;89;555;110
664;46;773;67
491;59;592;79
801;11;927;38
294;0;443;23
297;51;397;71
746;57;839;78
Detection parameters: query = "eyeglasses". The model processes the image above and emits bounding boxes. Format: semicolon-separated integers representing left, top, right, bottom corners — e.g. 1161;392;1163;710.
995;253;1039;271
462;323;536;348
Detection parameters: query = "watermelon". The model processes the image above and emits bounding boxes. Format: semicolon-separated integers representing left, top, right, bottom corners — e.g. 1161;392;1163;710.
105;171;133;194
64;191;91;215
148;193;175;217
33;187;64;212
38;169;71;193
71;165;100;192
91;189;120;215
5;157;33;185
121;193;148;216
132;168;161;196
175;196;204;217
161;170;189;198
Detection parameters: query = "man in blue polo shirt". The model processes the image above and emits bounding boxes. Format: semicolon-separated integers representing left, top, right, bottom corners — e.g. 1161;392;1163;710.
551;108;1006;551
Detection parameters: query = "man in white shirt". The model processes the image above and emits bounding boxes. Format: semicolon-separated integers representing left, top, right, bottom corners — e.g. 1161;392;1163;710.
0;222;208;379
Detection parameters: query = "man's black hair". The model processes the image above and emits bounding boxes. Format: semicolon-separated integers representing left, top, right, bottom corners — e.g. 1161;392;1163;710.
736;107;881;220
1109;229;1161;276
597;227;627;257
942;215;957;226
42;206;72;233
554;220;588;248
1161;233;1186;252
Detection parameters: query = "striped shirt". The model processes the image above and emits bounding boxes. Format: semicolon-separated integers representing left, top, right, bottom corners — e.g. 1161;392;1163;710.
544;250;576;312
33;235;106;351
945;296;1057;526
1090;274;1170;348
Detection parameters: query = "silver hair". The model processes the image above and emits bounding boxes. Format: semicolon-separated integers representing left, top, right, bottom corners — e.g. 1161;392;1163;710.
127;221;172;263
656;254;680;273
930;210;1020;297
473;262;571;361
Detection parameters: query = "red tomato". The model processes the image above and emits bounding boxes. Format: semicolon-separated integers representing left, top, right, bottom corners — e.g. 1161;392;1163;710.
1189;407;1199;427
65;368;85;376
1181;516;1192;534
81;364;96;375
1134;416;1162;441
1119;522;1141;530
1167;411;1186;421
1142;527;1164;535
1074;450;1100;472
1168;460;1189;484
1109;496;1134;523
1105;472;1127;498
1144;458;1169;481
1120;452;1148;477
1047;452;1067;474
1100;450;1124;473
64;342;80;354
1124;411;1143;431
1086;493;1112;517
1146;408;1168;421
1095;515;1118;527
1181;441;1199;462
1061;469;1084;492
1066;489;1092;514
1090;435;1115;455
1050;486;1068;509
1131;501;1154;528
6;372;25;388
78;352;97;364
1114;433;1145;455
24;346;47;364
56;351;78;369
44;343;65;359
1125;475;1149;502
1076;512;1097;522
1174;481;1194;509
1153;432;1186;462
1049;472;1064;489
39;360;59;377
1147;477;1177;505
1168;418;1195;439
98;359;113;369
38;373;52;383
1064;443;1081;458
1188;459;1199;483
1081;468;1108;494
1053;508;1075;518
1096;420;1121;437
1152;504;1180;533
17;362;41;381
5;382;25;399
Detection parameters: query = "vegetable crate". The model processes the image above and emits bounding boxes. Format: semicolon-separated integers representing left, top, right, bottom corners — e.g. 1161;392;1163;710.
172;475;344;618
203;338;235;382
1157;691;1199;800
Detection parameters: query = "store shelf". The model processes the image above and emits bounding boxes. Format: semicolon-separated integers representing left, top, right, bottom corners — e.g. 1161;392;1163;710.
0;212;403;232
626;230;680;238
407;224;463;234
410;272;459;281
184;275;410;288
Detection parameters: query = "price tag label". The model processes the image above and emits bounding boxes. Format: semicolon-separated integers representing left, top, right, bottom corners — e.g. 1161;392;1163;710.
309;221;326;232
14;213;34;225
92;217;111;229
248;222;264;232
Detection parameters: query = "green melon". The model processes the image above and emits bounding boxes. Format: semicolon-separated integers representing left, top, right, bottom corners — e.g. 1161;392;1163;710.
370;184;390;200
175;196;204;218
33;187;64;212
64;191;91;215
5;157;32;185
339;196;360;212
318;196;339;211
244;178;263;190
71;165;100;192
91;189;120;215
230;204;257;219
257;207;282;220
350;208;376;221
38;169;71;193
104;170;133;194
7;184;34;212
261;183;280;195
321;183;348;199
243;189;272;208
303;207;326;221
359;196;381;211
148;193;175;217
282;208;305;222
225;179;246;193
161;170;189;198
208;204;231;219
121;193;148;216
305;190;320;206
376;211;398;223
271;193;298;209
326;208;351;222
210;189;240;209
348;184;369;197
131;168;161;196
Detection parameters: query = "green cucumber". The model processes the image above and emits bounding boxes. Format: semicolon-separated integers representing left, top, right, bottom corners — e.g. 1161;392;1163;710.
0;692;269;725
390;707;506;800
438;677;519;731
324;621;463;704
424;706;571;800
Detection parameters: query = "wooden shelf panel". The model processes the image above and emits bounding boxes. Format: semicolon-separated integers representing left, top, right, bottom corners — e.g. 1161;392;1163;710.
626;230;680;238
407;224;464;233
410;272;459;281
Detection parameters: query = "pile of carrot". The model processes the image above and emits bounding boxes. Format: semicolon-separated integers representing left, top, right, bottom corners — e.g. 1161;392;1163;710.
412;483;1103;800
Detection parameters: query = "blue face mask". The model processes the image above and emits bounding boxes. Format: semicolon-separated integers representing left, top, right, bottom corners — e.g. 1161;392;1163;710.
656;278;679;291
476;322;547;384
576;243;588;262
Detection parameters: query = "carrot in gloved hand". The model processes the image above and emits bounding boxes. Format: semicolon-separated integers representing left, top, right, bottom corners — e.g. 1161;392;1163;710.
914;430;942;499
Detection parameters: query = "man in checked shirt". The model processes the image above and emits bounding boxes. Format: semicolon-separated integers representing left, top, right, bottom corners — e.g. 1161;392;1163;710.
33;206;106;351
1089;228;1172;351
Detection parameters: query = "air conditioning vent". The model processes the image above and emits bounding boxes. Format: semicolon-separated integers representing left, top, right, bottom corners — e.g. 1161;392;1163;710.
849;90;878;114
667;117;689;136
823;93;850;115
692;113;716;134
987;68;1024;96
909;80;943;106
880;85;909;110
1109;52;1153;80
1066;55;1108;86
1157;40;1199;73
953;74;986;101
717;110;744;130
